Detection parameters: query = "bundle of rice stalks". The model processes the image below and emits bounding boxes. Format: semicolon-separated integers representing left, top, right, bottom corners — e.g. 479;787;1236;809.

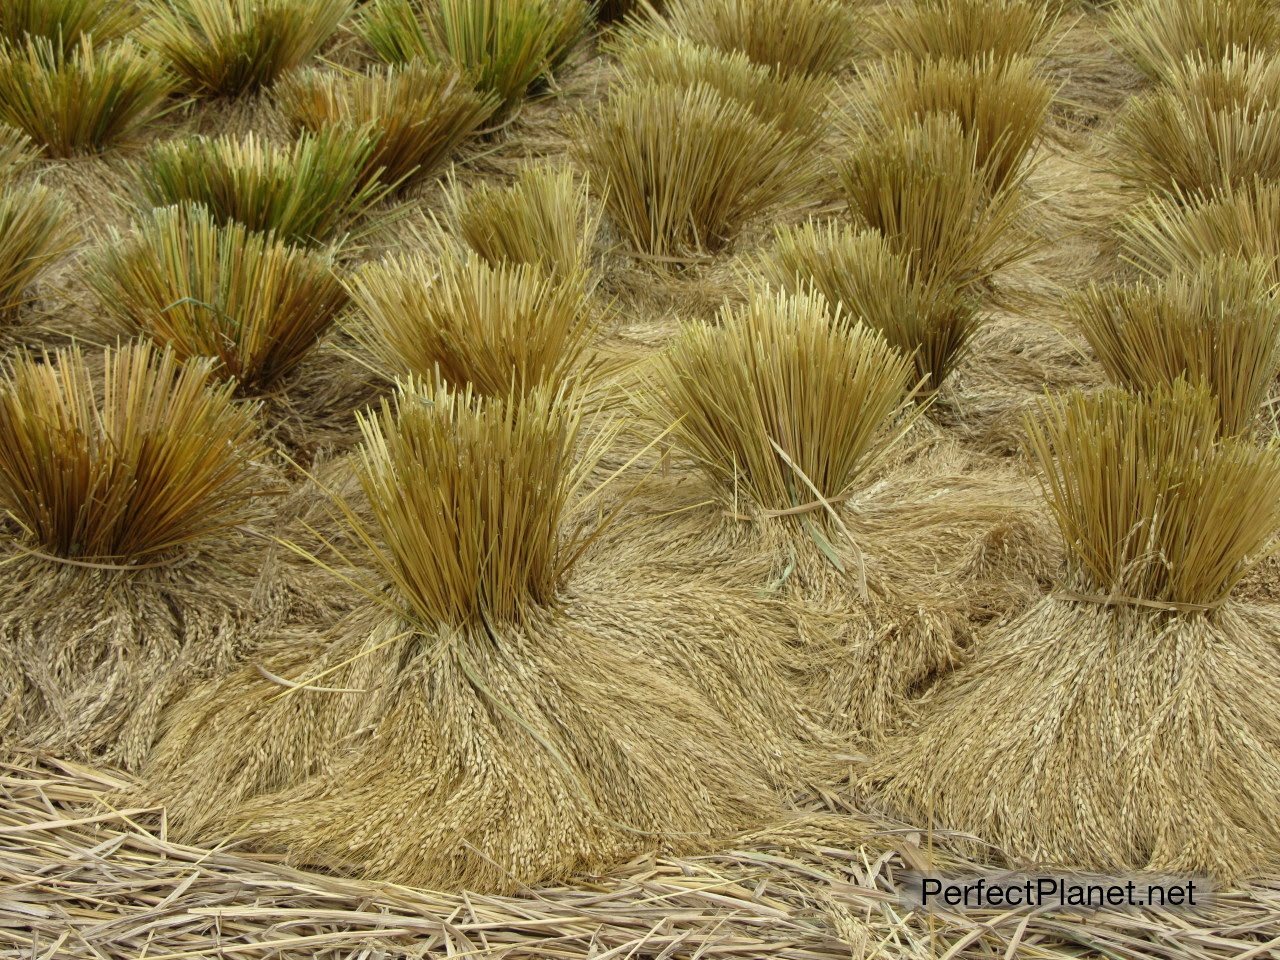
277;59;497;192
0;35;174;157
756;221;979;394
873;0;1057;64
0;341;273;767
0;183;76;330
141;0;353;98
619;0;861;78
138;128;389;245
570;83;810;262
1110;53;1280;202
847;54;1054;194
1109;0;1280;84
1119;181;1280;279
610;34;830;137
0;0;138;53
867;381;1280;880
444;163;599;276
361;0;591;115
347;249;597;395
90;204;349;395
1069;257;1280;436
838;114;1029;291
0;124;35;173
143;380;777;891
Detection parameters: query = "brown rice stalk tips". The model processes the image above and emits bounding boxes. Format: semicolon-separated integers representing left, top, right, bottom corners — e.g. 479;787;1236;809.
276;59;497;194
137;128;391;246
1108;0;1280;84
866;381;1280;881
141;0;353;98
89;203;350;396
347;248;599;396
0;341;275;770
1069;256;1280;437
872;0;1058;64
0;0;139;53
756;220;980;396
142;380;779;892
570;82;812;265
443;163;600;277
0;35;175;157
0;182;77;332
1110;52;1280;203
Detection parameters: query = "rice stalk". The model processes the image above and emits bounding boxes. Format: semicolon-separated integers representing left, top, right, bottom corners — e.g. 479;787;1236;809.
873;0;1058;63
756;220;979;393
137;128;390;245
0;125;35;173
0;35;174;157
0;0;138;53
141;0;354;98
0;183;77;328
1109;0;1280;83
90;203;350;394
347;250;598;396
570;82;811;262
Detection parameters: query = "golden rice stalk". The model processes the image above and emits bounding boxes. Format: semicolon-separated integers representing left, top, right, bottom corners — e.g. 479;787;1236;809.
610;34;830;136
757;221;979;394
621;0;861;78
643;288;914;514
570;82;811;262
873;0;1057;63
0;124;36;173
90;204;349;394
444;164;600;276
0;183;76;327
0;341;266;563
1109;0;1280;84
277;60;497;192
1119;182;1280;279
0;0;138;53
1110;53;1280;202
1069;258;1280;437
138;128;389;245
141;0;353;98
848;54;1054;194
0;35;174;157
348;250;597;396
838;114;1029;290
360;0;591;114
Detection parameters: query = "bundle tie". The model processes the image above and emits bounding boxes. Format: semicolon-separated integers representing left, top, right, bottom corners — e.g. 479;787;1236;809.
1055;588;1226;615
8;542;185;572
723;493;853;522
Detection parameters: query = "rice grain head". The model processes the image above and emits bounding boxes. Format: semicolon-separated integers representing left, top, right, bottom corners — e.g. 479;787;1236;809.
0;182;77;329
872;0;1057;64
1109;0;1280;84
0;0;138;53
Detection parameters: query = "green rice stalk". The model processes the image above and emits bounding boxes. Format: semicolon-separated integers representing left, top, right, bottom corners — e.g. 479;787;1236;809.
1109;0;1280;83
0;183;77;327
873;0;1057;63
0;0;138;53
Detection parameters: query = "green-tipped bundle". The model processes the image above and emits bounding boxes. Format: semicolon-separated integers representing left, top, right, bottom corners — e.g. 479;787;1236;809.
142;0;354;98
0;0;138;53
643;288;914;513
1069;258;1280;437
758;221;978;394
91;204;350;394
277;60;497;192
138;128;389;245
1109;0;1280;83
0;36;174;157
873;0;1057;64
0;183;77;327
571;82;810;261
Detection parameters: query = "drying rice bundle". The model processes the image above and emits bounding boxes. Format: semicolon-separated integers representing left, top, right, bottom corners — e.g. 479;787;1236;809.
570;82;810;263
361;0;590;116
0;0;138;52
143;380;778;891
347;249;597;395
0;124;34;173
138;128;389;246
1069;257;1280;436
276;59;497;192
444;163;599;276
0;35;174;157
89;204;349;395
839;114;1029;291
848;54;1055;194
0;183;77;329
1109;0;1280;84
0;341;274;768
141;0;353;98
873;0;1057;64
756;220;979;394
618;0;861;78
610;34;830;137
1110;52;1280;202
867;381;1280;880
